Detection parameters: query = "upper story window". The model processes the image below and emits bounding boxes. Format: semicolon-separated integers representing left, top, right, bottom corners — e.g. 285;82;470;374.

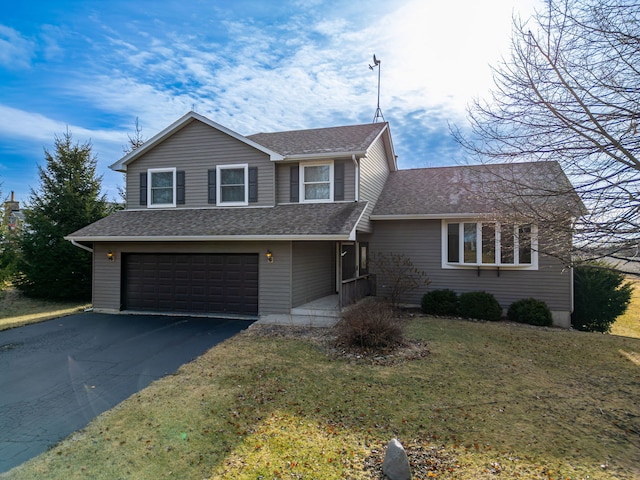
300;162;333;203
443;220;537;269
217;164;248;206
148;168;176;208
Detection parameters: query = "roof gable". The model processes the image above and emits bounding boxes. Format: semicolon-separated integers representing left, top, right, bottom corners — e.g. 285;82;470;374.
110;111;284;172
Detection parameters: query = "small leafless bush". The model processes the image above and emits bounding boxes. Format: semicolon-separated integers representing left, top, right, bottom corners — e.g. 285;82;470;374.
334;300;405;351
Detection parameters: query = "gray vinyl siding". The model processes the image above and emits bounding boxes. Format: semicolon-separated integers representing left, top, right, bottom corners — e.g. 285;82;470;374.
275;161;356;205
126;120;275;208
275;163;290;204
291;241;335;307
358;137;391;232
369;219;572;313
91;241;292;315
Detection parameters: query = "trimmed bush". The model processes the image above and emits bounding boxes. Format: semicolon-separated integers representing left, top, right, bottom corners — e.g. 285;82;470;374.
458;291;502;321
507;298;553;326
335;300;405;350
572;263;632;333
421;289;459;316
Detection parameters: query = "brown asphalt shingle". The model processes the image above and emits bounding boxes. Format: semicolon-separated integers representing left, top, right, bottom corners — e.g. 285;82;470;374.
372;161;584;217
247;123;387;156
67;202;368;240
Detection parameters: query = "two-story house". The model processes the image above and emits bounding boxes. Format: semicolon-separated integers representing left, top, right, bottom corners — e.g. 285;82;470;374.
66;111;583;327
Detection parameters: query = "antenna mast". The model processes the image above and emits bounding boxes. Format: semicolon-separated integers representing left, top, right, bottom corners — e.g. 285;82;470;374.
369;54;385;123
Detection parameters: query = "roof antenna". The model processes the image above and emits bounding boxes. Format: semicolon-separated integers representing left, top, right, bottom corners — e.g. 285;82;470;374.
369;54;385;123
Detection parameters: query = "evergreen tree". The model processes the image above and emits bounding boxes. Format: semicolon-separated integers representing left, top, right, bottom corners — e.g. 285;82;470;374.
17;132;108;300
0;193;21;285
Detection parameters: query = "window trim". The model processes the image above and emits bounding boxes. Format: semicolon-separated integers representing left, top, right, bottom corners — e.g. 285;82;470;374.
441;219;538;270
216;164;248;206
147;168;176;208
299;161;334;203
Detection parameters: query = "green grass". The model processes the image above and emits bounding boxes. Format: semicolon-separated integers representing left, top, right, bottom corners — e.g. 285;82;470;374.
4;316;640;479
0;286;89;331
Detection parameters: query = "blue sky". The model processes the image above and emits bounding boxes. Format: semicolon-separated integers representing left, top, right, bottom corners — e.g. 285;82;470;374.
0;0;539;203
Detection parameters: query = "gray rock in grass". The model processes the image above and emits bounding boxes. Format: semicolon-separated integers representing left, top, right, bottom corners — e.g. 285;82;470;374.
382;438;411;480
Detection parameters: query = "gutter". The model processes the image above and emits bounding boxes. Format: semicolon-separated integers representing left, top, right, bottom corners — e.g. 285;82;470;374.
69;239;94;253
64;234;355;242
281;151;367;161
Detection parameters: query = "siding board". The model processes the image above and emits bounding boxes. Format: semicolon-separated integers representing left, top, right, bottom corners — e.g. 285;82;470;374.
291;241;335;306
126;120;275;208
369;219;572;312
92;241;292;315
358;138;390;232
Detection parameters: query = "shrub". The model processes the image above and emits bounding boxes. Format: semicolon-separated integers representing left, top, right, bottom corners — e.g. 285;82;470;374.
572;263;632;333
458;291;502;321
370;252;430;309
334;300;405;350
507;298;553;326
421;289;459;316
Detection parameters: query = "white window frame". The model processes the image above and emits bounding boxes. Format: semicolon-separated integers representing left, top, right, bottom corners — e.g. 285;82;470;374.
300;161;334;203
441;220;538;270
147;168;176;208
216;164;248;206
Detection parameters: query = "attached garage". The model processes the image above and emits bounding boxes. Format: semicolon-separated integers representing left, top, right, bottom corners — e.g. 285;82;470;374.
122;253;258;316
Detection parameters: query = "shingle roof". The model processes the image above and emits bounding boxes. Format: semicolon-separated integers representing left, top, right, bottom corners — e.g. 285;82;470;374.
247;123;388;156
66;202;368;241
371;161;585;217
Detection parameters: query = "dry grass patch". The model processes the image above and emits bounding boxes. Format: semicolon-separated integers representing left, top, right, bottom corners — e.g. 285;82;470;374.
611;278;640;339
4;317;640;479
0;286;89;331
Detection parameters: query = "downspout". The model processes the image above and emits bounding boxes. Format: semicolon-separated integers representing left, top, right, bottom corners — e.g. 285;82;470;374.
70;239;94;253
351;154;359;201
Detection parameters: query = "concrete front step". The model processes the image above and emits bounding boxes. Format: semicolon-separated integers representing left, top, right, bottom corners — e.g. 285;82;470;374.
256;312;340;327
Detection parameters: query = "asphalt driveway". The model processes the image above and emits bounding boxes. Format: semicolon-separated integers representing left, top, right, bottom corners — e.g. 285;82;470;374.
0;312;253;473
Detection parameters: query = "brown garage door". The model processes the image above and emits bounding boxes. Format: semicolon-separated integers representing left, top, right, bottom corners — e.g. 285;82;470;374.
123;253;258;315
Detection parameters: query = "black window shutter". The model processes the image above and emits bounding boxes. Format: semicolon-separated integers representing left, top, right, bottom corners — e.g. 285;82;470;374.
208;169;216;204
139;172;147;206
248;167;258;203
176;170;185;204
334;161;344;201
290;165;299;203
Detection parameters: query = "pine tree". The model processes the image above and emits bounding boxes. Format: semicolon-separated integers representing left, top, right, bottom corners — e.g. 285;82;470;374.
17;132;108;300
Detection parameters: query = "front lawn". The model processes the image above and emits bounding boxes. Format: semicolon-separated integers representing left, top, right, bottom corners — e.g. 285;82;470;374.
4;315;639;479
0;286;89;331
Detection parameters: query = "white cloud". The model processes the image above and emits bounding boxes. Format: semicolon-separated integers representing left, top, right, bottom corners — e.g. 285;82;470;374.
0;105;123;143
0;25;35;69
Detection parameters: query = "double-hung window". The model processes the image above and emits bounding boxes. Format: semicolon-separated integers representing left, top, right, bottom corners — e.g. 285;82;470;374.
217;164;248;206
300;162;333;202
443;220;537;269
148;168;176;208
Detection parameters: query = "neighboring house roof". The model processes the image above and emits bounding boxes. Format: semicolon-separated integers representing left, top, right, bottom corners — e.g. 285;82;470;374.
109;111;284;172
65;202;368;242
371;161;585;219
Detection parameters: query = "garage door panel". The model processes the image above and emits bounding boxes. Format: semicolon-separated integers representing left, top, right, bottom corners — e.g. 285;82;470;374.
123;253;258;315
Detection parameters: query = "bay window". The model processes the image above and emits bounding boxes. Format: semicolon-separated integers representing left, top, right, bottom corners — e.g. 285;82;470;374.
443;220;537;269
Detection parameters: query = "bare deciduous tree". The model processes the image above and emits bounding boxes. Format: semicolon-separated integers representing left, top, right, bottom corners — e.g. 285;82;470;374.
453;0;640;274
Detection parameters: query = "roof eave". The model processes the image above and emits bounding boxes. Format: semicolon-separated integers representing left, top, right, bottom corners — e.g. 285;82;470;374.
280;151;368;161
370;213;494;220
65;234;353;242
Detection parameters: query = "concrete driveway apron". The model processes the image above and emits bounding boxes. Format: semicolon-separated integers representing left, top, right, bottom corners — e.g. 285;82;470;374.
0;312;253;473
